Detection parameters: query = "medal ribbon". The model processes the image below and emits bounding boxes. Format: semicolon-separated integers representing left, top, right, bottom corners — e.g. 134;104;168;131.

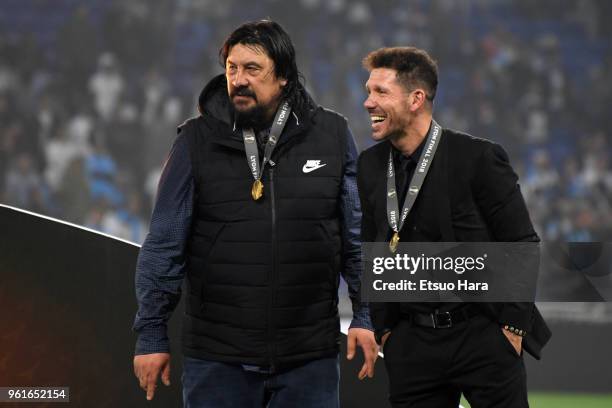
386;119;442;251
241;101;291;200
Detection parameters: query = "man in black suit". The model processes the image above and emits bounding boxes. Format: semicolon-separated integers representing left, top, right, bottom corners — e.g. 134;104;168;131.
357;47;551;407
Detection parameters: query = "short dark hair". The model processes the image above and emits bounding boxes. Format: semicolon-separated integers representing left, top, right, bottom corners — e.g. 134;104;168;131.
363;47;438;102
220;20;307;111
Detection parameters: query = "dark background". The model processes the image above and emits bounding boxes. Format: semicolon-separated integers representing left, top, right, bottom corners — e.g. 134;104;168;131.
1;0;611;245
1;0;612;406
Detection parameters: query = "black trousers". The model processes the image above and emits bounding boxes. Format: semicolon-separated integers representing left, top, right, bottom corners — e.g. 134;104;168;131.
383;314;528;408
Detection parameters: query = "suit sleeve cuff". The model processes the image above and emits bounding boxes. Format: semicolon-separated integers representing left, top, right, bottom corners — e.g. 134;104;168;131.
499;304;534;332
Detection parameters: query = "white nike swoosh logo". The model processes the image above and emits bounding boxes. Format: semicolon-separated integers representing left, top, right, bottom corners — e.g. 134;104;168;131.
302;163;327;173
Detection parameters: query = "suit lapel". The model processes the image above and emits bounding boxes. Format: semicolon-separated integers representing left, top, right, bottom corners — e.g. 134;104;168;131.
374;178;390;242
370;132;454;242
433;131;455;241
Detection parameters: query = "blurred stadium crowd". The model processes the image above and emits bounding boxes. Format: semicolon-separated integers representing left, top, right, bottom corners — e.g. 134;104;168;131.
1;0;611;245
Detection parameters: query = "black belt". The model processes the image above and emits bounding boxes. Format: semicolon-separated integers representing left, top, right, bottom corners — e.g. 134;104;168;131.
409;306;479;329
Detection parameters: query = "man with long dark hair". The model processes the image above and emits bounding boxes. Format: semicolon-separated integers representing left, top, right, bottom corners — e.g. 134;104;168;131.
132;20;376;407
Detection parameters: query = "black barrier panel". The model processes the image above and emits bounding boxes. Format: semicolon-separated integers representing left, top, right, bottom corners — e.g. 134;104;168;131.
0;205;391;407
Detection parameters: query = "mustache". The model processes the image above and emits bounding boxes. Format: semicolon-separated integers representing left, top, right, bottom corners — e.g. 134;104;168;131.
231;87;257;99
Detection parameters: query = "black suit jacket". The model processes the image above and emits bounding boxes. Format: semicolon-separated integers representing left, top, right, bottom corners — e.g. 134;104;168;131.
357;127;551;359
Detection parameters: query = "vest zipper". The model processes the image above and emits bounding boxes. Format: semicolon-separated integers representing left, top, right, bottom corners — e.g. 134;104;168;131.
268;165;277;372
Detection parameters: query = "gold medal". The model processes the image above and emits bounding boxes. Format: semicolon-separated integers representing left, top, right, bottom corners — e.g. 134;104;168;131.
389;232;400;253
251;179;264;200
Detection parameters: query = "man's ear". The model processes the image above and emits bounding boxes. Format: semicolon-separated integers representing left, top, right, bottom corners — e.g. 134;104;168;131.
280;78;288;86
410;89;427;112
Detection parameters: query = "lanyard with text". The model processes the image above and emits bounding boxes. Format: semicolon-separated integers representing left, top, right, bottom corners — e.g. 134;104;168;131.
386;119;442;252
242;101;291;200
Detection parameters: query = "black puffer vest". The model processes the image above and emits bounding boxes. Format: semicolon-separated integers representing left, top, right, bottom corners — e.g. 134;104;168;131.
180;75;349;370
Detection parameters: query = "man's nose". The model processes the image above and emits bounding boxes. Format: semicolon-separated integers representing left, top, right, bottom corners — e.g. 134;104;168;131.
232;68;248;88
364;95;376;110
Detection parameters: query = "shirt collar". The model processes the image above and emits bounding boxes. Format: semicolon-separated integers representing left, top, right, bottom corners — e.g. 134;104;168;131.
392;135;427;166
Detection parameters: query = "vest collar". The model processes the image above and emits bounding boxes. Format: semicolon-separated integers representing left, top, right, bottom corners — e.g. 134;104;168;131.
203;110;314;152
197;74;318;152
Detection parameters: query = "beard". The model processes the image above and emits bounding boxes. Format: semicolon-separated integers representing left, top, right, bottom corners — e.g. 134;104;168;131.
230;86;274;130
232;103;270;130
381;114;412;142
385;127;407;141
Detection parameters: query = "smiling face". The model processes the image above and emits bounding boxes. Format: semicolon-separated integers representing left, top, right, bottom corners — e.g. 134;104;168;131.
364;68;416;142
225;43;287;123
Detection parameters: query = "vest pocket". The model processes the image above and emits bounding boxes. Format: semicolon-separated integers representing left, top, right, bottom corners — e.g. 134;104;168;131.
205;222;227;260
329;254;341;314
315;220;341;315
188;222;227;314
187;293;205;317
190;221;227;257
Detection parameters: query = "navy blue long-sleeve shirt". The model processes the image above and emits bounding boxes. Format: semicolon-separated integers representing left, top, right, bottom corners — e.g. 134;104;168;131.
133;127;371;355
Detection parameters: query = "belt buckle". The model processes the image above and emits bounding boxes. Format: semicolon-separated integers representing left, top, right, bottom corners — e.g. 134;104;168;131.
431;311;452;329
